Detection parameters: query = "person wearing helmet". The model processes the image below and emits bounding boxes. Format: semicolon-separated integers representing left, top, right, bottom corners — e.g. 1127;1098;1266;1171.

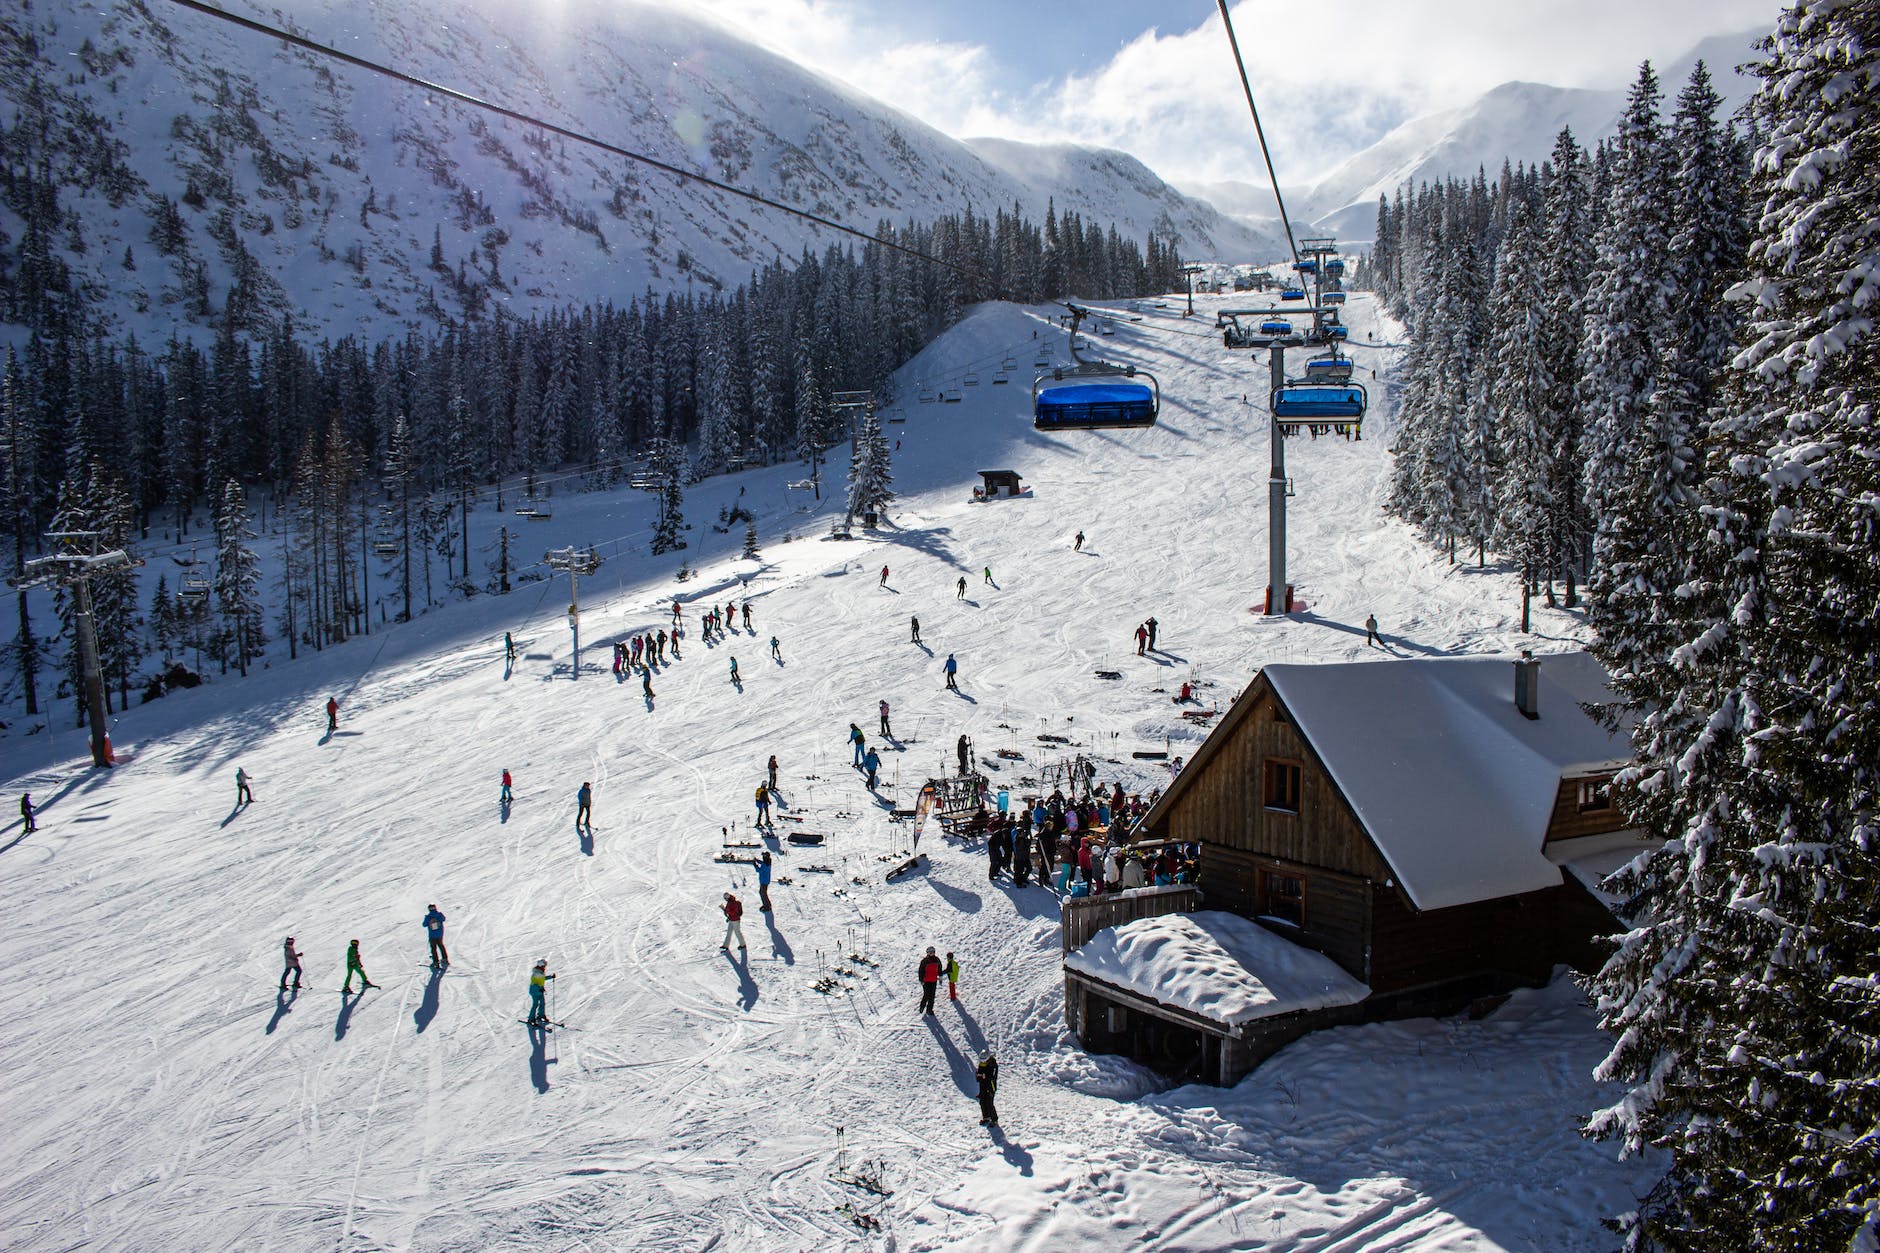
975;1052;1000;1126
280;936;302;991
343;939;377;994
721;893;747;952
422;904;449;968
526;960;555;1026
917;946;943;1014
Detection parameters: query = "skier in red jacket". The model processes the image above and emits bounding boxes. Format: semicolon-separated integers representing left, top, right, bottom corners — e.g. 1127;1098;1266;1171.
720;893;747;952
918;946;943;1015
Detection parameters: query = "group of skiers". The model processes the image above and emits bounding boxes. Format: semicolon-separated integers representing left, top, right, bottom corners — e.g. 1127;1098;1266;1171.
1132;616;1161;655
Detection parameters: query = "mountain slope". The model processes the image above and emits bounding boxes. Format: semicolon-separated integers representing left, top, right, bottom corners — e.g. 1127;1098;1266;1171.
0;0;1264;343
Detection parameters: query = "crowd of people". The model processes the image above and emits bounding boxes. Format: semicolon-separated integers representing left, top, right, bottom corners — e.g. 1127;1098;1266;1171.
966;784;1198;895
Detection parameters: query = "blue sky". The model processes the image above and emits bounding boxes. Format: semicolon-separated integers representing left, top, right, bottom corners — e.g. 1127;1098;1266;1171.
678;0;1784;189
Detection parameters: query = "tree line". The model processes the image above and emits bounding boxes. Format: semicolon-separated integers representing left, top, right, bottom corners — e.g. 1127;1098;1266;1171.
1;201;1184;717
1374;6;1879;1247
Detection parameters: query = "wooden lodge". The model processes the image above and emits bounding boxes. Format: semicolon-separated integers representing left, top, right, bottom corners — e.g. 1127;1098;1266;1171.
1063;650;1653;1085
974;469;1027;500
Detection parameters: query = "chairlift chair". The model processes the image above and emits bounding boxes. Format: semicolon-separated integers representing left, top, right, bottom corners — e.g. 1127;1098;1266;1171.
992;374;1010;385
372;539;399;558
918;389;936;403
1321;291;1346;306
1303;355;1354;383
1280;287;1307;302
1033;355;1051;368
1294;259;1319;274
1001;356;1018;370
942;391;963;403
1322;323;1349;341
1259;319;1293;336
963;373;980;387
179;573;210;602
1099;318;1116;335
1272;382;1367;421
1324;258;1346;276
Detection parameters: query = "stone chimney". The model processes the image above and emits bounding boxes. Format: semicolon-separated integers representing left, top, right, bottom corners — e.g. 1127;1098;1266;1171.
1514;650;1540;720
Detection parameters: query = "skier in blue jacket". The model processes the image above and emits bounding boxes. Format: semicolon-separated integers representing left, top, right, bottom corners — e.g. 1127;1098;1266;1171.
423;904;449;968
863;747;882;790
756;851;774;911
944;654;959;691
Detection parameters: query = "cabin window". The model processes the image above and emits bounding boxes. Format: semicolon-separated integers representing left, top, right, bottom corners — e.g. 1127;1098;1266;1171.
1576;776;1613;813
1262;759;1302;813
1257;867;1307;927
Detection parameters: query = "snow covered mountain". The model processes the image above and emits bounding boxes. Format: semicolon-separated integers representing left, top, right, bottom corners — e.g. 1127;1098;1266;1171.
0;0;1268;342
1181;28;1767;244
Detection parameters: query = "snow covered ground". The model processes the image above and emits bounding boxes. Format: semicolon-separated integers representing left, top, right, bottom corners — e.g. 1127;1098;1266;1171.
0;290;1656;1249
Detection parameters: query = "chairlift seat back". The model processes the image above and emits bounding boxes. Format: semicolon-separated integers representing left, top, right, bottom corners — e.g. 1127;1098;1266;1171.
1034;381;1158;431
1272;383;1366;420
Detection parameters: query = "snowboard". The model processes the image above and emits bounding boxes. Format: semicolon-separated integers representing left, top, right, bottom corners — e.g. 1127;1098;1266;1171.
884;853;927;882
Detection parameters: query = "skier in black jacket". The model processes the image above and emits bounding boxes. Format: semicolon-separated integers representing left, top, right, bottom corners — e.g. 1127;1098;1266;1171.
975;1053;999;1126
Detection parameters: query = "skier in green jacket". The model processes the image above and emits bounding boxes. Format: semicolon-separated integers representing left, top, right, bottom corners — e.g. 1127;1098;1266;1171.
342;939;378;993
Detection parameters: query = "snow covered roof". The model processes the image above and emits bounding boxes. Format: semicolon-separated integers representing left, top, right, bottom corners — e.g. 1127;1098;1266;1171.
1546;829;1658;913
1064;910;1369;1030
1263;651;1630;912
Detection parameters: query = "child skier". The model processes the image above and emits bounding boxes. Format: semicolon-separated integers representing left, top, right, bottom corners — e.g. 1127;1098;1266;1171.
879;700;892;738
280;936;302;991
342;939;377;993
946;951;960;1000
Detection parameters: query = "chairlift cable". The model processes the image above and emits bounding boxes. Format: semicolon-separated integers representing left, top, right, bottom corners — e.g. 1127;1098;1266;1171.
1215;0;1302;271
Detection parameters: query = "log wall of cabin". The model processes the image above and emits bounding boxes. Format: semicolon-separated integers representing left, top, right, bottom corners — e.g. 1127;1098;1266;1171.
1202;845;1372;980
1370;884;1576;995
1155;687;1392;883
1544;776;1631;843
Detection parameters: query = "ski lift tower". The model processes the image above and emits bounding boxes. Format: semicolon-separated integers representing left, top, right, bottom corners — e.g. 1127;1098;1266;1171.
545;545;602;680
11;531;142;766
1181;264;1206;318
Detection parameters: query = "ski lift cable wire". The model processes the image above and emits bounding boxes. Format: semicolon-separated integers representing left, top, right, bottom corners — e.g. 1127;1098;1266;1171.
160;0;1054;306
1215;0;1301;272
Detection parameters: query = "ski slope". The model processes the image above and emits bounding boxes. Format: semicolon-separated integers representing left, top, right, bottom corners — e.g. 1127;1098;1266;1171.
0;291;1657;1250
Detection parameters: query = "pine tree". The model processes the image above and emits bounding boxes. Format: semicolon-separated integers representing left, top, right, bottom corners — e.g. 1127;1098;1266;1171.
648;437;687;556
1537;129;1594;602
1583;6;1880;1248
741;519;760;561
1482;188;1555;605
845;410;893;522
213;479;265;676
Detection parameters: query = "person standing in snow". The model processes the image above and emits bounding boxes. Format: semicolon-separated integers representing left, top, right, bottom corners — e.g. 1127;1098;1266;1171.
1145;616;1159;650
656;628;668;662
721;893;747;952
280;936;303;991
879;565;890;588
769;636;781;662
975;1053;999;1127
850;723;867;767
504;631;517;662
756;852;774;912
755;783;772;828
501;769;513;803
18;793;34;834
917;946;942;1015
729;656;741;684
863;747;881;790
325;695;340;733
526;960;555;1026
742;602;753;630
946;952;961;1000
642;668;655;700
944;654;959;692
423;904;450;968
1134;623;1148;656
576;781;593;831
956;576;967;599
342;939;377;993
879;700;892;738
1073;530;1084;552
910;615;921;644
982;566;993;586
235;767;253;806
956;735;970;776
767;755;780;792
1013;828;1032;887
1365;613;1380;647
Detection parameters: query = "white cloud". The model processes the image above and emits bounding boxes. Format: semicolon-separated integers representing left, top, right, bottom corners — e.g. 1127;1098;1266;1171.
655;0;1782;186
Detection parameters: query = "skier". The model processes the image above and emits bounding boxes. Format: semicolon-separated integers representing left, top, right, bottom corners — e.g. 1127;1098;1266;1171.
1365;613;1380;647
671;600;682;625
755;783;772;827
423;904;450;968
576;781;593;831
879;565;890;587
18;793;33;834
910;615;921;644
917;946;943;1014
975;1052;1000;1126
642;669;655;699
501;769;513;803
235;767;253;806
770;636;781;661
504;631;517;662
850;723;867;767
956;576;966;599
325;695;339;733
280;936;303;991
1135;623;1148;656
729;656;741;684
1074;530;1084;552
863;747;881;790
657;629;669;662
956;734;970;776
767;754;780;791
983;566;993;586
526;960;555;1026
720;893;747;952
670;624;682;660
879;699;892;738
946;951;961;1001
756;851;774;912
944;654;959;692
342;939;377;994
1145;616;1159;650
742;602;753;630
